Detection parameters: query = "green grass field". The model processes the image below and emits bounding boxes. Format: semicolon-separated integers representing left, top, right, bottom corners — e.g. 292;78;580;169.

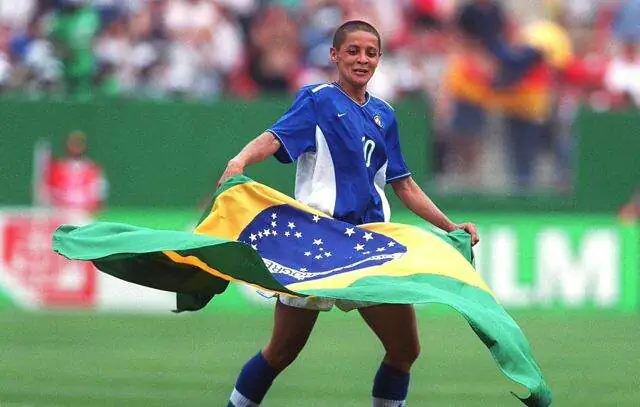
1;310;638;407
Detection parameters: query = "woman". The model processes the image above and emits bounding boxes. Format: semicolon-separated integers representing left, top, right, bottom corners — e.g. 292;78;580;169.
219;20;479;407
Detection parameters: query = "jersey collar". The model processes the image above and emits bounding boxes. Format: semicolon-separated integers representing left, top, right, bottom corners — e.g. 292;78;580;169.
331;82;371;107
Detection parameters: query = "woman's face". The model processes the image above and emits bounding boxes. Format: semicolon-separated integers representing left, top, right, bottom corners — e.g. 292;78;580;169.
331;30;381;88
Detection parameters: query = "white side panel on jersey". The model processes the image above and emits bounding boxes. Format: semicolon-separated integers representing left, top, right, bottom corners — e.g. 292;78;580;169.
295;126;336;216
374;162;391;222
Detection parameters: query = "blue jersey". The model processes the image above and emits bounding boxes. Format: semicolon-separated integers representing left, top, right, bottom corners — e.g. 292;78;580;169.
267;83;411;225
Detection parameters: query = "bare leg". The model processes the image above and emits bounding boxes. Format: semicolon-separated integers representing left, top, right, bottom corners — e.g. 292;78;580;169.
359;304;419;405
359;304;420;372
228;300;320;406
262;299;320;370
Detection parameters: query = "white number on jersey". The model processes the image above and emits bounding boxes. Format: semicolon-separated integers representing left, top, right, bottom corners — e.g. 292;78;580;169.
362;137;376;168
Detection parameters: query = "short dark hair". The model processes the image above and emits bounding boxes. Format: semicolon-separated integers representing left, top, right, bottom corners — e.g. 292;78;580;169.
332;20;382;51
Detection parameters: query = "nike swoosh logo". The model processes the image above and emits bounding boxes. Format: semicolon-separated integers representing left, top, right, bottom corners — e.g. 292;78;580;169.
338;113;347;118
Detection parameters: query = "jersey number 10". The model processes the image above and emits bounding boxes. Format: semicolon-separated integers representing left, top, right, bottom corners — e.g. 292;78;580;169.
362;137;376;168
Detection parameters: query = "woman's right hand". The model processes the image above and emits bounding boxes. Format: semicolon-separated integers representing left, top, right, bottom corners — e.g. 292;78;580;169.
217;159;245;187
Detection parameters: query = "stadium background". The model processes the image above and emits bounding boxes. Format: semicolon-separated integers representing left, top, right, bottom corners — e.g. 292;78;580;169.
0;0;638;406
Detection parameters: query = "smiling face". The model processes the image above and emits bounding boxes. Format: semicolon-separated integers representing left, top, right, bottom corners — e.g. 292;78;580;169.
330;30;381;89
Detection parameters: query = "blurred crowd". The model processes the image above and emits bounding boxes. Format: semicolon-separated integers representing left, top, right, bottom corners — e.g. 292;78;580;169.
0;0;635;105
0;0;447;100
0;0;638;193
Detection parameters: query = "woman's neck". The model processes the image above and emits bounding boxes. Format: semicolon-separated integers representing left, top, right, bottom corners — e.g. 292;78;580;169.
336;80;367;105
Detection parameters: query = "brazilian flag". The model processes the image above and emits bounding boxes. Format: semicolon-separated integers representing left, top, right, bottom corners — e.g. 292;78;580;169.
53;175;551;406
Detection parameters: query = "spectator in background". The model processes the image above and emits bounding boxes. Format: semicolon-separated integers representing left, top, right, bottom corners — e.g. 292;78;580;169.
214;0;256;19
561;0;601;27
618;190;640;222
92;0;137;26
297;0;344;86
125;0;167;97
50;0;100;98
159;0;244;99
443;1;574;191
508;17;573;190
162;0;217;97
457;0;506;43
364;0;405;44
560;24;611;111
165;0;217;42
94;16;131;95
465;1;546;90
0;0;36;32
45;131;108;214
604;41;640;109
10;17;62;95
0;24;12;91
612;0;640;44
440;32;494;187
248;4;299;93
0;0;622;113
394;19;447;100
197;5;244;99
551;28;601;192
395;16;451;175
439;0;508;187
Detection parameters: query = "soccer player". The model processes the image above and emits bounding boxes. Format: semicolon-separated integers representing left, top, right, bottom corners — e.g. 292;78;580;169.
218;20;479;407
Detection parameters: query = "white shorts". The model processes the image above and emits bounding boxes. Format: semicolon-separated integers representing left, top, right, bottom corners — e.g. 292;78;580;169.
278;295;379;312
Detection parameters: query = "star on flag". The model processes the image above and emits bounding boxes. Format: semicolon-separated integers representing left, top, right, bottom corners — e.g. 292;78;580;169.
238;204;407;284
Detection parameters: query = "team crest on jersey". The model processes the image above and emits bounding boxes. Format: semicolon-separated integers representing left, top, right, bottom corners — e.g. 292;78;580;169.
373;114;383;128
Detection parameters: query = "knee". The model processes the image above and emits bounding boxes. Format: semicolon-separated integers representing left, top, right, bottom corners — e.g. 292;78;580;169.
386;341;421;370
262;341;304;370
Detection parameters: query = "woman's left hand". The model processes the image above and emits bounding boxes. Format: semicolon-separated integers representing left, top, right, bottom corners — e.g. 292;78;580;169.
456;222;479;246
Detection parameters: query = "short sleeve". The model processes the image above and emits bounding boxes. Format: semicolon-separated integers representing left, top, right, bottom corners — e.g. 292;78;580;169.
267;89;317;163
385;117;411;183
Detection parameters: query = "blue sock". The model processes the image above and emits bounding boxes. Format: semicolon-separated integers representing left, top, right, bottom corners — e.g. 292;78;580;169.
372;363;410;406
228;351;280;406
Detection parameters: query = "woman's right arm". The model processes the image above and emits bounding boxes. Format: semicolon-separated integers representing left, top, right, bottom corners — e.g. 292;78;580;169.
216;131;281;187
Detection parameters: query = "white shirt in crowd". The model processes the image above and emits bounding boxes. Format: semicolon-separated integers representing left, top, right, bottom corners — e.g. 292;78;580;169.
604;54;640;107
0;0;36;30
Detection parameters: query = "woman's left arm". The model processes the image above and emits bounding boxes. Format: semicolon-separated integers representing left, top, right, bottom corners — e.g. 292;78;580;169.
391;176;479;245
